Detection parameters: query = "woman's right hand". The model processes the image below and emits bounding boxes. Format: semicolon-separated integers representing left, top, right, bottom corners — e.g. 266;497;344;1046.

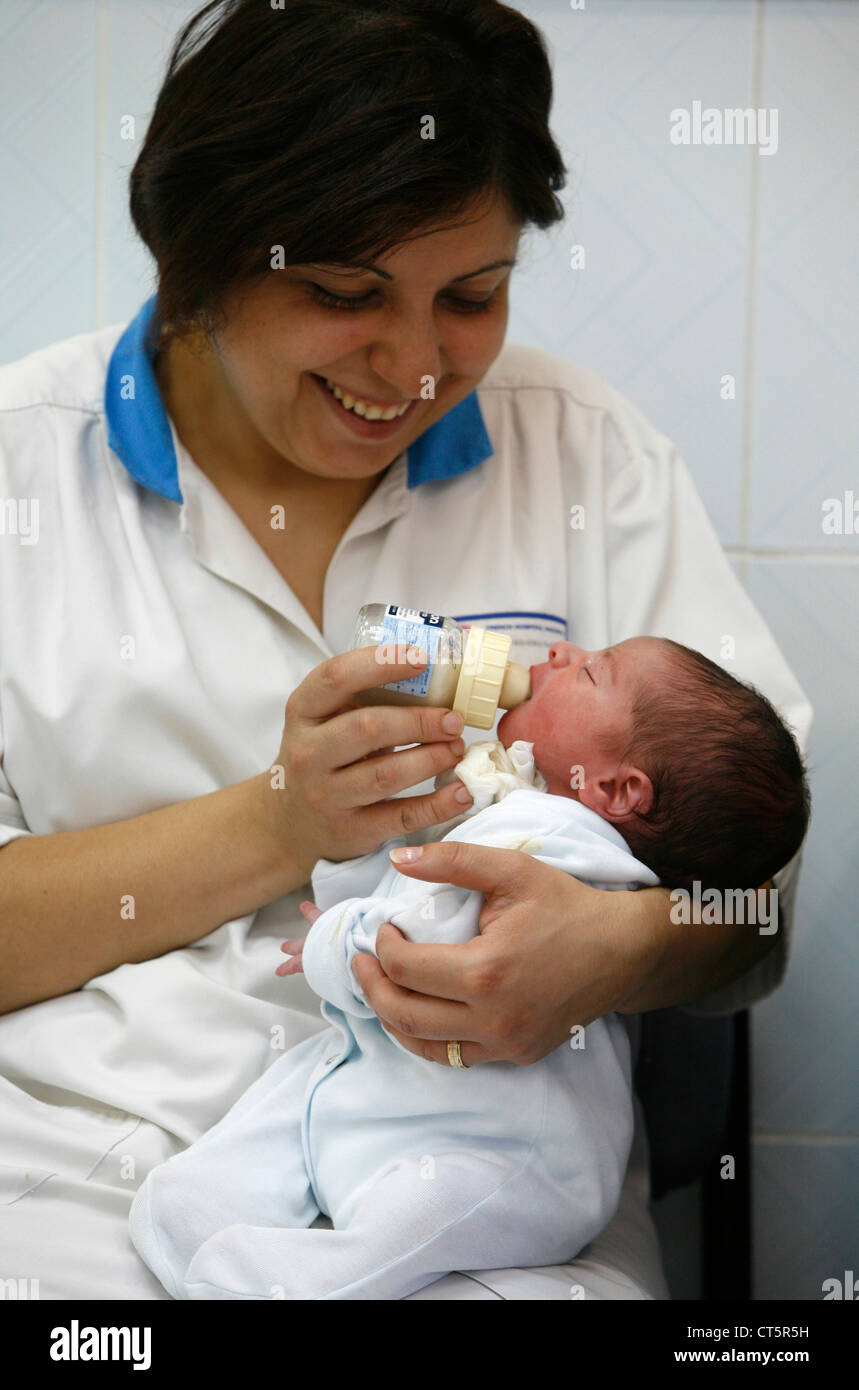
261;643;473;876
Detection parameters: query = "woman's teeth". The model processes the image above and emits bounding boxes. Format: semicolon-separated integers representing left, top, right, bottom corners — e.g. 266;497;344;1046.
323;378;410;421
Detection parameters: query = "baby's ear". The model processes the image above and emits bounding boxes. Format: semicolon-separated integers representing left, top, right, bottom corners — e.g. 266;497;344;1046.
580;767;653;823
612;767;654;819
627;768;654;816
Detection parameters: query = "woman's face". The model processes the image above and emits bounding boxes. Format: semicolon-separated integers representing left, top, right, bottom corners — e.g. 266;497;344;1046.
204;193;521;484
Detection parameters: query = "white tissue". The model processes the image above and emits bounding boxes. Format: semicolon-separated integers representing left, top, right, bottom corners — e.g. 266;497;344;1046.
435;739;548;817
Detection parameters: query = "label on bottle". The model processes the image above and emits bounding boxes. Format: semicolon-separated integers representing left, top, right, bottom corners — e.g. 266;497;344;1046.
377;605;446;697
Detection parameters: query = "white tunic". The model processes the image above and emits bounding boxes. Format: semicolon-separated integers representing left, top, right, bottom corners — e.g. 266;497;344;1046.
0;296;812;1299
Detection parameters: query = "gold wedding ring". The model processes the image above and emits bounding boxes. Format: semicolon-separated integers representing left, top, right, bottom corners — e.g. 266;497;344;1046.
447;1040;467;1069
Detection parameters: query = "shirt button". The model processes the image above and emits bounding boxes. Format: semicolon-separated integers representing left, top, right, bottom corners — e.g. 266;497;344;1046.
325;1054;339;1066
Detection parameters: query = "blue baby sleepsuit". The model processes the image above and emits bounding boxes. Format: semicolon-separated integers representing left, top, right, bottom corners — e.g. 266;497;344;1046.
128;781;659;1300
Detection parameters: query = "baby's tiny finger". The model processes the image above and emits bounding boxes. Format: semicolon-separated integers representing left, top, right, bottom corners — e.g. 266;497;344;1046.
275;957;304;977
280;940;303;954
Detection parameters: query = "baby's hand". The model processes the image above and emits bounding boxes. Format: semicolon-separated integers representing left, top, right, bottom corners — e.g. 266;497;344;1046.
274;900;322;976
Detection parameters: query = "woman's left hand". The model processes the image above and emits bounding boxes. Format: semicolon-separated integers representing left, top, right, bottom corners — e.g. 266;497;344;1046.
350;842;668;1067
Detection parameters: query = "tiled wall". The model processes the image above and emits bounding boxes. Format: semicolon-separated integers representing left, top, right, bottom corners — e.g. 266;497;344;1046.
1;0;856;1299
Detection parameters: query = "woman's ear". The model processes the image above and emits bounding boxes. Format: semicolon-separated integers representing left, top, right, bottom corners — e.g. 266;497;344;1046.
579;765;653;823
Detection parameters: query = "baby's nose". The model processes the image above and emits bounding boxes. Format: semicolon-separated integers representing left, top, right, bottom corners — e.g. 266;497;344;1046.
548;641;586;665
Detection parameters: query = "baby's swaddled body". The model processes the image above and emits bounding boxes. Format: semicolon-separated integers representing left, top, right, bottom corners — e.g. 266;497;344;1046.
129;742;659;1300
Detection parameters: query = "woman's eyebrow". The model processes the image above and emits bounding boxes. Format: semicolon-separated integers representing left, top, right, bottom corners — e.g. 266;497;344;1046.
449;258;518;283
305;258;518;283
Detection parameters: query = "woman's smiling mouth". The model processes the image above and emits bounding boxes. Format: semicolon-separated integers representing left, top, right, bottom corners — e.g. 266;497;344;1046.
317;375;412;419
311;373;418;440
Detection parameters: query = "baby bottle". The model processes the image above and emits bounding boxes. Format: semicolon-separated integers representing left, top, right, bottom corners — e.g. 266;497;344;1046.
349;602;531;730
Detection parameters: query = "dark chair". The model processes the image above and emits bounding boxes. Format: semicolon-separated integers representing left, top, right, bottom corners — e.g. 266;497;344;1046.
634;1008;751;1299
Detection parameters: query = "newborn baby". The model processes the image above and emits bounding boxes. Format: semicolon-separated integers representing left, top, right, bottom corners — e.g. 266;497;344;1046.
129;637;809;1300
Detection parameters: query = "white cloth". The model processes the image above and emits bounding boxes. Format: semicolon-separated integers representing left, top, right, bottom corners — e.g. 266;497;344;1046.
0;314;811;1299
128;775;659;1299
434;736;548;814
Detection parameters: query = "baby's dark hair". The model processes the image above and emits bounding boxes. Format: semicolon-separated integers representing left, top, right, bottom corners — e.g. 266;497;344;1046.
617;640;811;892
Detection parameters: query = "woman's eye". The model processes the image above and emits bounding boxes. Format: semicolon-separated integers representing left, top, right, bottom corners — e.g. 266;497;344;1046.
308;284;495;314
308;284;374;311
446;295;495;314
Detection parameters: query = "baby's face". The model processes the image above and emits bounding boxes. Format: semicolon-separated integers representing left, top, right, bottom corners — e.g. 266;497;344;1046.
497;637;667;798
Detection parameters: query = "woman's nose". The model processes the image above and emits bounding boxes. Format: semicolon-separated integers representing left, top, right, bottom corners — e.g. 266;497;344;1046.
367;309;443;398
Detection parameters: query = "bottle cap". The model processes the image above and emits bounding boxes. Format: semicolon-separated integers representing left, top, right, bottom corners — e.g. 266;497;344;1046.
452;628;523;730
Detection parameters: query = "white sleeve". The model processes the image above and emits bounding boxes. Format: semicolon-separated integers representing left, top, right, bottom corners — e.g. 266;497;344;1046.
0;698;31;850
309;839;407;914
596;405;813;1014
302;850;482;1018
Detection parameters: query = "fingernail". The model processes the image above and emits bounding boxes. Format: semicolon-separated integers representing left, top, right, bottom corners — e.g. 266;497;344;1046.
454;785;473;804
390;846;423;863
442;712;463;734
406;646;427;665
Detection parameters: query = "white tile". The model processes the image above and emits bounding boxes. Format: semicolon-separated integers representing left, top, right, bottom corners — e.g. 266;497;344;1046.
101;1;201;328
0;0;97;364
753;1139;859;1299
748;277;858;551
510;0;756;545
748;0;859;549
745;560;859;1136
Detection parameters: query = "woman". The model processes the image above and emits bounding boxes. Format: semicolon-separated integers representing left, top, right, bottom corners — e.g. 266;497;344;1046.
0;0;810;1299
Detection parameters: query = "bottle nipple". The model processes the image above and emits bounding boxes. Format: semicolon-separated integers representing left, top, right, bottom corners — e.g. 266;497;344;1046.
499;661;531;710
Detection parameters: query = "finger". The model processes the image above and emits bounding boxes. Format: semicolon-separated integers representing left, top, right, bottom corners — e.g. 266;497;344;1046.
360;776;474;839
336;738;467;807
298;901;322;923
317;700;465;771
378;1028;488;1069
352;950;477;1036
280;940;305;953
275;957;304;977
360;923;484;1002
384;839;540;897
290;644;430;722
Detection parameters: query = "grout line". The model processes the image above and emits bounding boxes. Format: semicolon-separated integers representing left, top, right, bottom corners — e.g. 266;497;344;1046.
725;546;859;565
93;0;109;330
738;0;766;581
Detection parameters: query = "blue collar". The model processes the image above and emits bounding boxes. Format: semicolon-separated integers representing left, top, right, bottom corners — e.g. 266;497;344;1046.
105;296;493;503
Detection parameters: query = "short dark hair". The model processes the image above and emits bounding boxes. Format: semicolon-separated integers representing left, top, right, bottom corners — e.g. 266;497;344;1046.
619;641;811;892
129;0;567;345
